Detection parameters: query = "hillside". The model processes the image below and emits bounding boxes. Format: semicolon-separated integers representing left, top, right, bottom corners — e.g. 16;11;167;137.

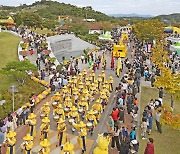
0;1;112;22
155;13;180;25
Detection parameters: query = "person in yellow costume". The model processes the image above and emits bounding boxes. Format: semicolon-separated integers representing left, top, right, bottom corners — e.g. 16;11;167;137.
26;113;36;137
91;70;95;83
97;74;102;90
90;83;98;97
116;57;122;77
62;86;69;101
85;77;90;90
40;117;50;140
5;131;16;154
100;71;106;83
40;102;50;117
69;106;80;132
57;118;66;149
20;134;33;154
83;89;92;104
64;96;72;118
100;91;108;111
108;76;114;92
94;80;99;89
101;85;110;97
82;69;87;82
72;121;87;153
53;104;65;120
92;99;103;121
93;133;111;154
104;81;110;92
60;142;74;154
72;76;78;87
38;139;50;154
78;97;88;120
85;110;97;135
78;81;84;93
72;88;79;105
51;92;61;102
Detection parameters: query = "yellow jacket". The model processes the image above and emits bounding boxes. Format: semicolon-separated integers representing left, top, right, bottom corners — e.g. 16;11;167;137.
78;101;88;111
86;114;97;126
92;104;102;113
69;111;80;121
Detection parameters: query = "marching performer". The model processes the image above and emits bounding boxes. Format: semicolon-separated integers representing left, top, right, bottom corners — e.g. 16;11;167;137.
69;106;80;132
20;134;33;154
40;102;50;117
57;118;66;149
100;71;106;83
92;99;103;122
72;76;78;87
100;91;108;111
116;57;122;77
26;113;36;137
78;81;84;93
97;74;102;90
60;142;74;154
93;133;111;154
73;121;87;154
72;87;79;105
51;92;61;102
108;76;114;92
78;97;88;120
38;139;50;154
82;69;87;82
5;131;16;154
64;96;72;118
85;110;97;135
40;117;50;140
53;104;65;121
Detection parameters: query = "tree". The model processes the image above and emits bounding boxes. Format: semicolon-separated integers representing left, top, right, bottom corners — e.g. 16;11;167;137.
0;61;37;86
70;23;89;36
154;67;180;109
134;19;165;42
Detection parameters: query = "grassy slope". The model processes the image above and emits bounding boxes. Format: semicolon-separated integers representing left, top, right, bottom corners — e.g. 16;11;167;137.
139;86;180;154
0;32;21;92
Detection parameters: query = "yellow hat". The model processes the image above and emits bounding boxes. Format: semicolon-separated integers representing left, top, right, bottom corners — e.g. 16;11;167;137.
65;97;71;101
40;139;50;147
71;106;77;111
57;104;63;108
94;80;98;83
21;105;27;109
88;110;94;115
81;97;85;101
109;76;113;79
6;131;16;138
96;99;100;103
78;73;82;76
63;86;67;89
83;89;88;94
44;102;50;106
72;76;77;79
78;81;83;85
73;87;78;91
68;80;73;83
57;118;65;123
63;142;74;151
28;113;36;119
102;70;104;73
79;121;86;128
54;92;60;96
42;117;50;123
100;94;107;99
73;91;79;94
92;70;94;73
23;134;33;141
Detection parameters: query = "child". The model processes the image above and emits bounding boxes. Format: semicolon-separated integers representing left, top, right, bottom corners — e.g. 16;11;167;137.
141;118;148;139
130;127;136;141
121;126;128;141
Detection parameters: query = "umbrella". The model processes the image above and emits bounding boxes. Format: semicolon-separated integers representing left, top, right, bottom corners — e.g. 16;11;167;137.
19;51;28;56
42;50;51;55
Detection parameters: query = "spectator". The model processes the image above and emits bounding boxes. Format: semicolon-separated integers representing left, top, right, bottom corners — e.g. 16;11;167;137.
107;114;114;132
155;110;162;134
141;118;148;139
111;125;121;152
147;113;153;135
144;138;154;154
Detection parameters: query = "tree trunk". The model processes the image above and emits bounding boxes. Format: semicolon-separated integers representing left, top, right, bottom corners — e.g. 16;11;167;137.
170;94;174;110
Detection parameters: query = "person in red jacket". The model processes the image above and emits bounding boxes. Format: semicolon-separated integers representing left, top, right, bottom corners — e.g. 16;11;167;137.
144;138;154;154
111;107;119;125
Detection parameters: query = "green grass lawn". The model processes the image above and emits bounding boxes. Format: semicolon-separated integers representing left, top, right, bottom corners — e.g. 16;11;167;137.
139;86;180;154
0;32;21;92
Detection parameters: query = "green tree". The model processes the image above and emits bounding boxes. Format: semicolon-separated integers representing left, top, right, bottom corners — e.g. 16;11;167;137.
70;23;89;36
134;19;165;42
0;61;37;86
